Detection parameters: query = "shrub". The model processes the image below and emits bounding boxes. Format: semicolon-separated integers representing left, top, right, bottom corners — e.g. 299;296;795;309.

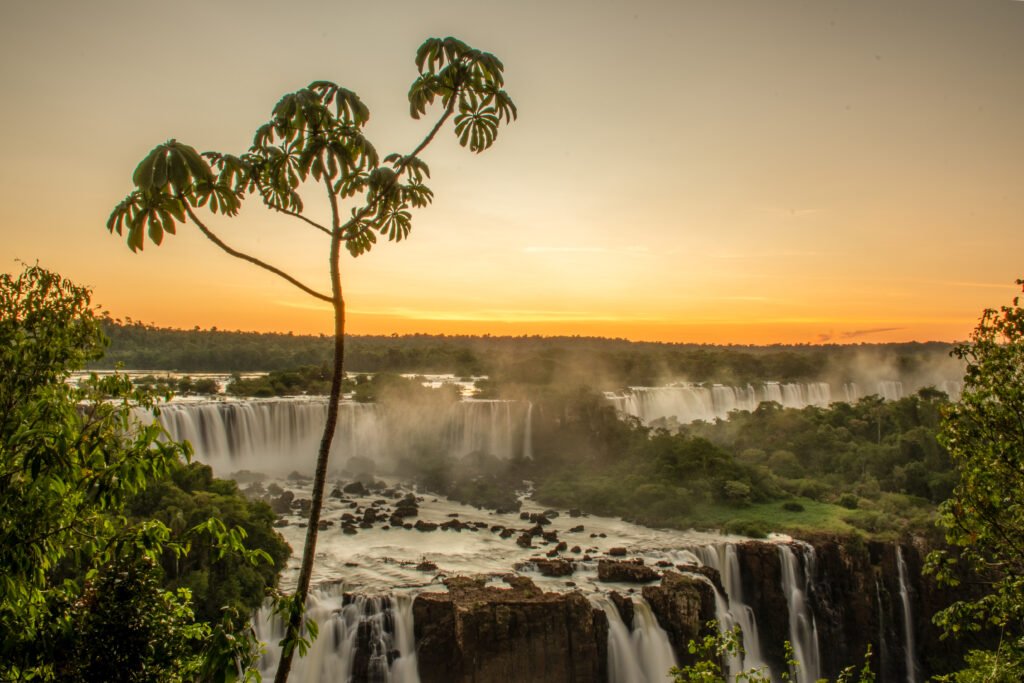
723;518;771;538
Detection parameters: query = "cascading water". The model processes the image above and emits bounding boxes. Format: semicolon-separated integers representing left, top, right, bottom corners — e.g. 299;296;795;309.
447;399;517;460
778;544;821;683
522;401;533;460
693;545;768;676
153;399;386;474
611;382;834;425
591;594;676;683
897;547;920;683
254;587;419;683
875;578;889;676
146;397;534;476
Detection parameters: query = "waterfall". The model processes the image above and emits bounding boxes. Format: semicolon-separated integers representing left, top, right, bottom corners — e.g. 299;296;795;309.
153;399;386;474
778;544;821;683
522;402;534;460
613;381;833;426
692;545;768;677
146;397;533;475
897;547;920;683
447;400;519;460
254;587;420;683
591;594;676;683
875;578;890;677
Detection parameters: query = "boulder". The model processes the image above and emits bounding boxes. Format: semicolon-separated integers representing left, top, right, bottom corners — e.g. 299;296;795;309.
598;559;660;583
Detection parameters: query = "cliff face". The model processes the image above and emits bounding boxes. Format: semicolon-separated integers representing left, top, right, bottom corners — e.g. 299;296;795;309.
395;538;961;683
413;576;608;683
641;571;717;665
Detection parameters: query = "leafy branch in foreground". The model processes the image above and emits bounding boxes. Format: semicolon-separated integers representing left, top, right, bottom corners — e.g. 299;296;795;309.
926;278;1024;681
671;621;874;683
0;265;279;681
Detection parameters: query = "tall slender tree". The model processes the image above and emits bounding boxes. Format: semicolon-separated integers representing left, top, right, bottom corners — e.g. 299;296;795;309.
107;37;516;681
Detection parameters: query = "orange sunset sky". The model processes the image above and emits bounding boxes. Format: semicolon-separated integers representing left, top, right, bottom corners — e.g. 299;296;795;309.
2;0;1023;345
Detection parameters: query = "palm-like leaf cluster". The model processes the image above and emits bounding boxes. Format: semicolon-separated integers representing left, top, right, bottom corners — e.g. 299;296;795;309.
108;36;516;259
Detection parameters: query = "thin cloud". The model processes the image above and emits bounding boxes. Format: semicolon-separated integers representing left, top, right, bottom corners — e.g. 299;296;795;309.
523;246;609;253
841;327;903;339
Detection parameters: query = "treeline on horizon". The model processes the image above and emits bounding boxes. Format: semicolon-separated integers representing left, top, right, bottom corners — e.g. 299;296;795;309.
92;318;959;388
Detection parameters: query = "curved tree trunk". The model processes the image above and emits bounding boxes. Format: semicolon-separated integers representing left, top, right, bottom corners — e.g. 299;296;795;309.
273;235;345;683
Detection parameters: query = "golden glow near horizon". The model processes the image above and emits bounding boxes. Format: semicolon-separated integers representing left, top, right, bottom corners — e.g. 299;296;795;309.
2;0;1023;345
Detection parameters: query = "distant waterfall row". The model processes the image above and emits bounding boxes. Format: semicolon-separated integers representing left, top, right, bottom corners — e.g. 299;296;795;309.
607;379;963;425
152;398;533;475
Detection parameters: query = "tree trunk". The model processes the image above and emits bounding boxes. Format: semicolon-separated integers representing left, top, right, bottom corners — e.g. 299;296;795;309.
273;240;345;683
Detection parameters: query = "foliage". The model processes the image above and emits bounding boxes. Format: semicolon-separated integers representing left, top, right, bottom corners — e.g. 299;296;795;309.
227;364;332;397
671;622;874;682
522;385;949;536
0;266;276;680
127;460;291;622
927;280;1024;678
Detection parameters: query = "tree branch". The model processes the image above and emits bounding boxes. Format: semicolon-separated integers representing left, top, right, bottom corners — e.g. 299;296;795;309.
270;205;332;237
183;204;331;303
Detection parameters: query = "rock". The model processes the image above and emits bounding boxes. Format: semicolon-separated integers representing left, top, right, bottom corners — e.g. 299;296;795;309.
266;482;284;496
607;547;627;557
500;528;515;539
415;520;439;532
571;546;581;554
543;509;560;519
416;560;438;572
542;531;559;543
292;498;312;516
317;520;332;530
642;571;717;666
273;518;289;528
440;519;464;532
329;487;344;499
556;541;568;552
569;508;582;518
598;559;661;583
341;524;358;535
413;576;607;683
342;481;368;495
609;591;635;631
362;508;379;524
269;490;294;515
546;549;559;557
392;504;419;519
568;525;585;533
516;533;533;548
287;470;309;482
514;558;575;577
519;512;531;520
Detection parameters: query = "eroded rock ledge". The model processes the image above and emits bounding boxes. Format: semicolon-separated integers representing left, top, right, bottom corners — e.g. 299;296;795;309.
413;576;608;683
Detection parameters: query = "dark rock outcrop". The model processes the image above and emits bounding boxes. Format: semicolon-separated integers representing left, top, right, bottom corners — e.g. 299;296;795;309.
642;571;717;665
598;559;660;583
413;576;608;683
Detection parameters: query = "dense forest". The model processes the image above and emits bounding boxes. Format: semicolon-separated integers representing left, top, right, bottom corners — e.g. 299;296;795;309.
94;317;959;389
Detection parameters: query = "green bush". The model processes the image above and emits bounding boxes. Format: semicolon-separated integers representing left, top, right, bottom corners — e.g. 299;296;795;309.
723;518;771;538
839;493;860;510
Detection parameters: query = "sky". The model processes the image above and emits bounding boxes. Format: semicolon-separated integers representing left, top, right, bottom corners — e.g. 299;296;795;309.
1;0;1022;345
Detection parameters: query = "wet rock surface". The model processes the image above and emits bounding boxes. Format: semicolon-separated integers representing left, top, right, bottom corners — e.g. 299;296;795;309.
413;576;608;683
